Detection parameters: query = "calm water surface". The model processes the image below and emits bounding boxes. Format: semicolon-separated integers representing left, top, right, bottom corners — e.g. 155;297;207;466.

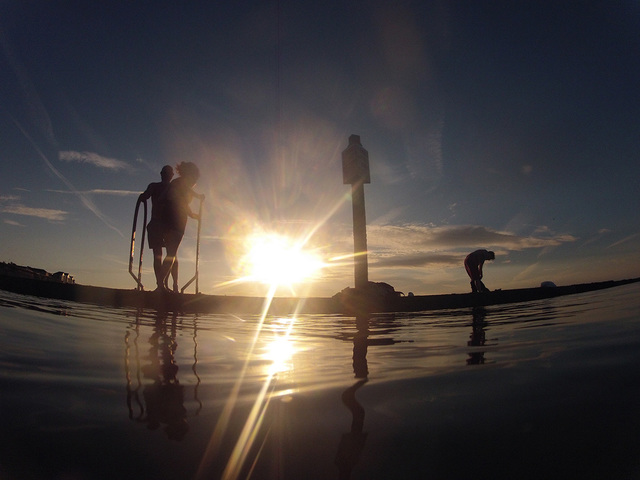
1;284;639;479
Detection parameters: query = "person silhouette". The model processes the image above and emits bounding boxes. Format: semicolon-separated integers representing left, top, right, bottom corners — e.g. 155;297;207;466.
139;165;178;291
464;249;495;293
160;162;204;291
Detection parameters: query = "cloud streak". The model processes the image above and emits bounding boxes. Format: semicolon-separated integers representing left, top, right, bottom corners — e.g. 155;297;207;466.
369;224;575;250
0;204;67;222
373;252;460;268
365;223;577;269
59;151;132;171
47;189;141;196
3;219;25;226
0;195;20;202
7;117;125;237
607;233;640;249
2;32;128;237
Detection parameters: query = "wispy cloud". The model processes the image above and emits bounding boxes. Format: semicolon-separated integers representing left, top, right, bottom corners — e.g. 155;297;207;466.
1;27;56;146
0;204;67;222
373;253;460;268
580;228;612;247
47;189;140;196
363;223;577;269
59;151;132;171
2;31;124;236
607;232;640;249
3;219;24;226
0;194;20;202
369;224;576;251
7;118;124;237
135;156;161;173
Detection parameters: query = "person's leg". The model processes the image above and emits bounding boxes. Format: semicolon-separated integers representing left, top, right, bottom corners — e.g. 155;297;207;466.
170;259;179;292
152;247;164;289
161;230;183;290
160;258;175;290
161;248;177;291
161;248;176;288
147;221;167;291
465;261;479;293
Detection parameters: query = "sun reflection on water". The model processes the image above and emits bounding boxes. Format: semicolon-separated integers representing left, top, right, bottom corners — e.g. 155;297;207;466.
196;306;302;480
263;333;295;375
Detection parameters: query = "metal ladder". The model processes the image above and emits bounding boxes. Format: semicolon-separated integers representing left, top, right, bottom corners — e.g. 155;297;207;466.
128;196;202;294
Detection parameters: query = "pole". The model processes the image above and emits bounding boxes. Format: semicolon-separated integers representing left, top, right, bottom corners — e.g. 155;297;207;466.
129;197;147;290
181;196;203;294
351;182;368;290
195;197;202;294
342;135;371;291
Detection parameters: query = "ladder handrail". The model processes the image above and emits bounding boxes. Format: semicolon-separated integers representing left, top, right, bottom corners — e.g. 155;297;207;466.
128;197;148;291
181;196;203;294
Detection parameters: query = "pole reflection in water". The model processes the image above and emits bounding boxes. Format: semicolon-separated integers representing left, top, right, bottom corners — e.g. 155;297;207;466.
335;315;402;479
124;309;201;441
125;317;144;421
467;307;488;365
192;315;203;416
335;315;370;479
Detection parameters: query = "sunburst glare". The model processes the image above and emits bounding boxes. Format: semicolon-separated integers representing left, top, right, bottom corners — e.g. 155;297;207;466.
240;233;325;289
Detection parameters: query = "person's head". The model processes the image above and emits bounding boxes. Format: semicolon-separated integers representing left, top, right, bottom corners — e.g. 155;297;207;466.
487;251;495;260
176;162;200;186
160;165;174;182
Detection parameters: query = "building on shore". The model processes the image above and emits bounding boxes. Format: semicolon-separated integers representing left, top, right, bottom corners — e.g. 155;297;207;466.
0;262;75;284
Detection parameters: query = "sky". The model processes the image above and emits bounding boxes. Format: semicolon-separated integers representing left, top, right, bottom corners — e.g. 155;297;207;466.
1;1;639;298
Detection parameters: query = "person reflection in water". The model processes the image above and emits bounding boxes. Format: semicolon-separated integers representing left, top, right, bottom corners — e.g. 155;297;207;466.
139;165;178;292
464;249;495;293
335;316;369;479
467;307;487;365
141;314;189;440
160;162;205;293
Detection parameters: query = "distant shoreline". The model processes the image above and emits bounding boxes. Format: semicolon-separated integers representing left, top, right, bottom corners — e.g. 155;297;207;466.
0;262;75;284
1;267;638;315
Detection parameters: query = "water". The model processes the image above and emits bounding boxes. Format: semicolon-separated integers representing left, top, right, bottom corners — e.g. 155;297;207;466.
1;284;639;480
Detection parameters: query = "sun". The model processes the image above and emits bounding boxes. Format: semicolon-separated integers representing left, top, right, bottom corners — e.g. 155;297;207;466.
241;233;324;288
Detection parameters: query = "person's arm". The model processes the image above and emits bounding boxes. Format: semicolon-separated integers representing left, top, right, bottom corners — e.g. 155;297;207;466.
139;183;153;202
189;188;205;202
187;189;204;219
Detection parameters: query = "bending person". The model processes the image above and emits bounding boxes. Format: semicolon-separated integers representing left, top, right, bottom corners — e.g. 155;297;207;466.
160;162;204;291
464;249;495;293
139;165;178;291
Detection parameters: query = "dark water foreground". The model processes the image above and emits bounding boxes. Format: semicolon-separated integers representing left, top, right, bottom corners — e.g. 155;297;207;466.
1;283;639;479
